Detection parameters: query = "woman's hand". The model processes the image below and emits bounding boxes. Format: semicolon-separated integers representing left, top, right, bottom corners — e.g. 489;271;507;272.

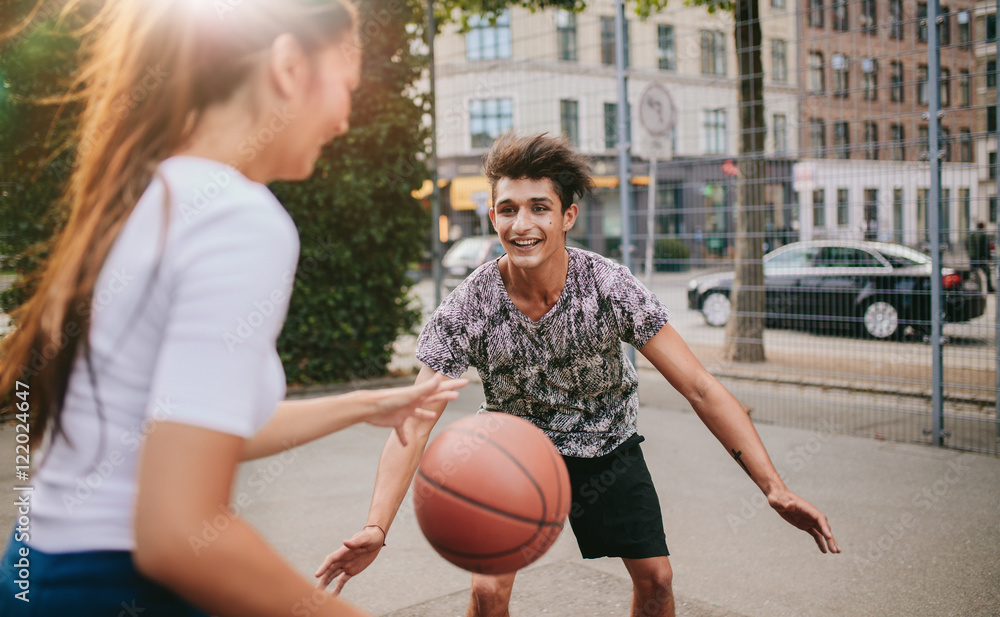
363;374;467;446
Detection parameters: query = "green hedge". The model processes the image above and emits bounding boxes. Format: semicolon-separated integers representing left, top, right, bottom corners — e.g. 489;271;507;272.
0;0;430;385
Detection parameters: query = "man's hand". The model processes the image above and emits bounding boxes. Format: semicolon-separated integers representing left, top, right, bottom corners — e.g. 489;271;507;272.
314;525;387;594
767;489;841;554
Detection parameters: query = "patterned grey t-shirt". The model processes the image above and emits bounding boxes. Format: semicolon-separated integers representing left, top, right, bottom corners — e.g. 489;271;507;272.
416;247;669;458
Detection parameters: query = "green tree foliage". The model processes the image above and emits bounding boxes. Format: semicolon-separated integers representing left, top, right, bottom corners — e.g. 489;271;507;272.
270;0;430;383
0;1;85;309
0;0;431;384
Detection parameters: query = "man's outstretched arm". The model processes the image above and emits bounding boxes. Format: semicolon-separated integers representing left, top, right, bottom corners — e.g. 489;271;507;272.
639;323;840;554
314;365;465;592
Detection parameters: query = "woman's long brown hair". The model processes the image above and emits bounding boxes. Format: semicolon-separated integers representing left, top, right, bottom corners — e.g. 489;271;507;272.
0;0;356;446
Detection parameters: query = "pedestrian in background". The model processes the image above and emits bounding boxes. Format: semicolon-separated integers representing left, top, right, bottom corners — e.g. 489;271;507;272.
966;221;995;292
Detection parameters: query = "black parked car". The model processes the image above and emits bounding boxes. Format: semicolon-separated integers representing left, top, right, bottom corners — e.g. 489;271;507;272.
687;240;987;339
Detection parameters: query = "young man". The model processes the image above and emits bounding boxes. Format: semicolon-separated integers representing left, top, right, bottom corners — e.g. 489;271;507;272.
316;133;840;617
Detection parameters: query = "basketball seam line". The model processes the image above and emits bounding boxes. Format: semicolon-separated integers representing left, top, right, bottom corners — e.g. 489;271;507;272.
415;468;564;528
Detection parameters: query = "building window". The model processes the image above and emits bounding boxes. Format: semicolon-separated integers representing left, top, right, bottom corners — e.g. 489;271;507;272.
832;0;848;31
890;124;905;161
772;39;787;82
860;0;877;34
918;125;929;156
772;0;785;8
701;30;726;76
957;10;970;44
808;0;824;28
864;122;879;160
657;24;676;70
959;188;971;239
809;52;825;93
991;152;998;180
813;188;826;229
988;13;998;41
701;108;727;154
917;188;929;241
470;98;513;148
959;71;970;107
466;11;512;61
941;127;951;161
833;122;850;159
988;60;997;89
938;6;950;45
991;196;998;224
862;58;878;101
560;99;579;147
890;0;904;38
603;102;631;150
556;10;577;61
773;113;787;154
959;129;972;163
837;188;850;226
600;17;629;67
990;105;998;134
940;68;950;107
833;54;849;98
893;188;904;242
810;119;826;158
917;2;928;42
890;62;904;102
917;65;928;105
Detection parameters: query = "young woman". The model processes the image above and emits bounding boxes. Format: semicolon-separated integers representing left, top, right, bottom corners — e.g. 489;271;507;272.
0;1;464;615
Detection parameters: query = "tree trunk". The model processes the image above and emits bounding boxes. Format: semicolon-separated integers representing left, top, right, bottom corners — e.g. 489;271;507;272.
723;0;766;363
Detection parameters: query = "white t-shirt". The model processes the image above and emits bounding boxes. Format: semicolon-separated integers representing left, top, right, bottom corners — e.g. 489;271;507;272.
29;156;299;553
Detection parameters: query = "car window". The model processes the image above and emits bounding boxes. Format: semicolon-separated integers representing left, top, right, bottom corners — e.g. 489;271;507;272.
489;241;507;260
765;246;819;269
814;246;884;268
442;238;489;266
878;247;929;268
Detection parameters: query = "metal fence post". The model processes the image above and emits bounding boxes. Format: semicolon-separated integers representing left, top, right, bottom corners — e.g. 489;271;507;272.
427;0;442;308
995;0;999;437
928;0;945;446
614;0;636;365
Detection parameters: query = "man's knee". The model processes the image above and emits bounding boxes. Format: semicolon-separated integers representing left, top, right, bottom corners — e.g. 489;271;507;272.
630;559;673;602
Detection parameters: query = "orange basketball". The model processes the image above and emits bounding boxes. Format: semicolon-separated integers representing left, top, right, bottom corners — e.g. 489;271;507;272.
413;412;572;574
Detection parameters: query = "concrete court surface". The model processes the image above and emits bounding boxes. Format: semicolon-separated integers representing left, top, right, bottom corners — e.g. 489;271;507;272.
0;376;998;616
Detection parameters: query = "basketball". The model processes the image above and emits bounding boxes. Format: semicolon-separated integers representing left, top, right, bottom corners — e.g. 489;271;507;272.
413;412;572;574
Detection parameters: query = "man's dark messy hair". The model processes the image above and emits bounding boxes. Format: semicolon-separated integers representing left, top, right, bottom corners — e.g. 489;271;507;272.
483;132;595;213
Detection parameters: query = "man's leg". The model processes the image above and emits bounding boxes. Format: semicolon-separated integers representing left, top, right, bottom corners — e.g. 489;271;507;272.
622;556;674;617
466;572;517;617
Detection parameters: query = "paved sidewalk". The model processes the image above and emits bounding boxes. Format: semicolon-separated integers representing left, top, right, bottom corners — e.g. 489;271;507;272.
0;377;998;616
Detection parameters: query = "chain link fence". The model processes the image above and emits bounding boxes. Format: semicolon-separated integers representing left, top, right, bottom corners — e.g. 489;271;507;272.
429;0;999;454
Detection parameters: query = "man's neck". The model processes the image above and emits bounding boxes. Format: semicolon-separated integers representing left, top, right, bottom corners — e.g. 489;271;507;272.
499;249;570;321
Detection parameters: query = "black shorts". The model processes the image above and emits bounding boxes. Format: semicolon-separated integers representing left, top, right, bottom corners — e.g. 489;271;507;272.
562;434;669;560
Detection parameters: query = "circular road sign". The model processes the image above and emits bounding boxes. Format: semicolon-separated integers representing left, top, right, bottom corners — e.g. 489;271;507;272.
638;83;675;137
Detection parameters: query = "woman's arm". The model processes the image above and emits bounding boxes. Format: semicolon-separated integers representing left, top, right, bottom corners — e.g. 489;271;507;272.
134;421;371;617
241;374;467;460
640;323;840;554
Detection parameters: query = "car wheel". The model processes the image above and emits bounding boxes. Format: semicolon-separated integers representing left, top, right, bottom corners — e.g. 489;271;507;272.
862;300;900;339
701;292;731;327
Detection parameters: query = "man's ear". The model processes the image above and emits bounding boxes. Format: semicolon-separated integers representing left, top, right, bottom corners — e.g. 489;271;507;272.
562;203;579;233
488;206;497;229
268;33;309;101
